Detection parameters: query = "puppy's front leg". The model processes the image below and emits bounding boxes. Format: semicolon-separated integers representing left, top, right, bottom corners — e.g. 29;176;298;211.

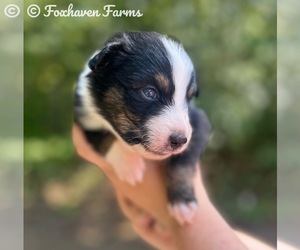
166;161;198;225
166;108;211;225
105;140;146;186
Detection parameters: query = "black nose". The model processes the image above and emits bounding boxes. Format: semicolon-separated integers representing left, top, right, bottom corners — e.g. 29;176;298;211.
169;134;188;150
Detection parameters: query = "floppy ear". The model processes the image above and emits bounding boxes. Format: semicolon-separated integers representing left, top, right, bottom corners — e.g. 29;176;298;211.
88;42;128;72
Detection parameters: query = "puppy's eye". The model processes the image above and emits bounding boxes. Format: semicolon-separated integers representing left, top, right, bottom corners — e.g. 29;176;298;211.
141;87;158;100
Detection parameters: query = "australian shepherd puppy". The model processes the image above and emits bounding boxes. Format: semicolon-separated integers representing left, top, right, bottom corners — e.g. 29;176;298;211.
74;31;211;225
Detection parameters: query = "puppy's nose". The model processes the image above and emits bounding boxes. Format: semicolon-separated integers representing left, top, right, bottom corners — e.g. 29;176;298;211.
169;134;188;150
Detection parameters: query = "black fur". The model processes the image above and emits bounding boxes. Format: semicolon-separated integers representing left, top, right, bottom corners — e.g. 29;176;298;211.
83;130;115;155
86;32;177;147
166;107;211;205
74;31;211;215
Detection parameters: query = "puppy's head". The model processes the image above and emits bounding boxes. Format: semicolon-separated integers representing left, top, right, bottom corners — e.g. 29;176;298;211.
78;31;198;160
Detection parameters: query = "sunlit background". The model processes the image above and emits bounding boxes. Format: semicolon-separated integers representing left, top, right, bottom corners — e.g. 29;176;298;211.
24;0;276;249
278;0;300;248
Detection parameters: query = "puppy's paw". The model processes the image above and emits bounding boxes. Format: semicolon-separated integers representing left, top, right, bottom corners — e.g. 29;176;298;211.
105;141;146;185
113;154;145;186
168;201;198;225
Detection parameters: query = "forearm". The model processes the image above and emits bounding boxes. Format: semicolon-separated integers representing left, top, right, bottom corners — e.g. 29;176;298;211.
173;204;248;250
172;171;248;250
73;125;252;250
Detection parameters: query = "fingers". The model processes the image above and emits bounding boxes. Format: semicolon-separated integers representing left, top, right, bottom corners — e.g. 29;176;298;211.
73;124;178;241
133;223;176;250
73;124;173;249
116;192;176;250
116;191;147;223
116;191;158;230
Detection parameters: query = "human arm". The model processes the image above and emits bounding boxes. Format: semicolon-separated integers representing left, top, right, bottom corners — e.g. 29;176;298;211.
72;124;274;250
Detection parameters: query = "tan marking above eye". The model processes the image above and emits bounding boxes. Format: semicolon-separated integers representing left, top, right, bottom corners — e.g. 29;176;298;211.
155;73;170;92
187;83;197;99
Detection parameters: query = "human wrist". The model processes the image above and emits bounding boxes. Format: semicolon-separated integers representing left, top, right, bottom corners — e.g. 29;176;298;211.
172;201;248;250
170;172;248;250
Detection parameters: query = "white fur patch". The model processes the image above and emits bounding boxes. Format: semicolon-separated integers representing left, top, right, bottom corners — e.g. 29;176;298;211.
76;51;112;131
160;36;194;110
75;54;135;149
145;105;192;158
139;36;194;157
168;201;198;225
76;67;103;129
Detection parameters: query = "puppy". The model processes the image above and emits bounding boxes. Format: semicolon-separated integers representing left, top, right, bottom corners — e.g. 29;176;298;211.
74;31;211;224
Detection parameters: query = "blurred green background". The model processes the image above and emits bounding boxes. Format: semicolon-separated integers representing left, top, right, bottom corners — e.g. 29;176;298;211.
24;0;276;249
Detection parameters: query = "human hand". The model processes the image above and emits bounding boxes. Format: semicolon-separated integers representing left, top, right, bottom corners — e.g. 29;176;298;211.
72;124;254;250
72;124;180;249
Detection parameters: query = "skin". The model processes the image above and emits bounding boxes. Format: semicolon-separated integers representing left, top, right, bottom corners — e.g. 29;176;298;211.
72;124;275;250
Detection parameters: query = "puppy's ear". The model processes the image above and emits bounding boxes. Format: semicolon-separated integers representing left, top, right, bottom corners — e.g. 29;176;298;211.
88;42;129;72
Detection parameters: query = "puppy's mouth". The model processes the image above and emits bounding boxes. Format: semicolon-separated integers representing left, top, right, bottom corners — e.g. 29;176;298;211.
138;139;189;159
144;147;172;157
123;130;190;159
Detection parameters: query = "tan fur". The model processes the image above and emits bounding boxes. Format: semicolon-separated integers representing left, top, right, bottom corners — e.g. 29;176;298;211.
104;88;141;135
155;73;171;92
187;83;197;100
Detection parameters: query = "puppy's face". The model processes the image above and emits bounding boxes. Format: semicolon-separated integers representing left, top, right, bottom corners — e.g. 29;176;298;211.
83;32;198;160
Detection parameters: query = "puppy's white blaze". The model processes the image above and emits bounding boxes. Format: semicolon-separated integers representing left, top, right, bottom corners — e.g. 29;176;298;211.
160;36;194;109
143;36;194;157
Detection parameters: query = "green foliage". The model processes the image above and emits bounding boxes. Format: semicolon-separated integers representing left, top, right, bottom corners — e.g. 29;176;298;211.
25;0;276;226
